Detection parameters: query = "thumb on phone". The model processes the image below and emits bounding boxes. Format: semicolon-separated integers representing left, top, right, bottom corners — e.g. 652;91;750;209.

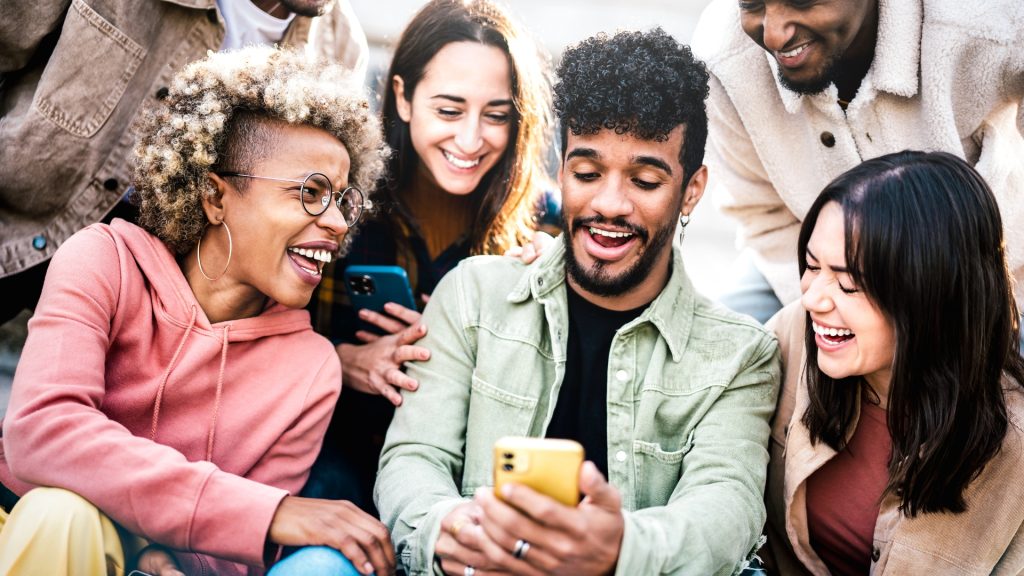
579;461;620;511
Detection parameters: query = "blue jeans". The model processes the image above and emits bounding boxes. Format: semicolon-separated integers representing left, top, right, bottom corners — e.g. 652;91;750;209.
267;546;367;576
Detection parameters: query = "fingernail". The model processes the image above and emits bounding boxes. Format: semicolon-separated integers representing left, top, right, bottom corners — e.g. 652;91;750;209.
358;309;369;318
363;562;374;574
501;484;513;498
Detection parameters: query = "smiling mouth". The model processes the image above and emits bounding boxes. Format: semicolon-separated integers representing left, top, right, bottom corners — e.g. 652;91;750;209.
778;43;810;59
812;321;855;345
588;226;635;249
442;150;481;170
287;247;332;276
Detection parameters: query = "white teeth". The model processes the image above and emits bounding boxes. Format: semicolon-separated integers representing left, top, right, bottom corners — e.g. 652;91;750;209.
589;227;634;239
288;247;333;264
443;150;481;169
812;321;853;338
780;44;808;58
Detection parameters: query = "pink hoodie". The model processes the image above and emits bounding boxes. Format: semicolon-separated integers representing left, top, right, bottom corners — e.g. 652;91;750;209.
0;219;341;575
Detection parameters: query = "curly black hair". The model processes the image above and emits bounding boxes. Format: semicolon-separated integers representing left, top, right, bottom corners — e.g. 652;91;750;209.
554;28;710;183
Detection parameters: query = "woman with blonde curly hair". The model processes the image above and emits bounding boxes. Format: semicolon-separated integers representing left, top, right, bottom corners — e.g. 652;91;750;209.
0;47;393;576
307;0;555;516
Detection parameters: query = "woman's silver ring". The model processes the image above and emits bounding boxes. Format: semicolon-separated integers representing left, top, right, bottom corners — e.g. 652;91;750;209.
463;565;475;576
513;538;531;560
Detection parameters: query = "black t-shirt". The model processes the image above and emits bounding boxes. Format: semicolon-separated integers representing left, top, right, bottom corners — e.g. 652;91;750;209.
546;285;645;477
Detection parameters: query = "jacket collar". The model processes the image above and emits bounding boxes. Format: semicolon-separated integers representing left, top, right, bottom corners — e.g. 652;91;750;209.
507;236;695;363
771;0;922;115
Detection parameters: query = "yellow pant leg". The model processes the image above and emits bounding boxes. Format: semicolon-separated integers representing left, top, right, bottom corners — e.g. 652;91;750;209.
0;487;145;576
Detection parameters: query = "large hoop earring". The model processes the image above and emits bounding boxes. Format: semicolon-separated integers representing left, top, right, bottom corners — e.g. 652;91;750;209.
196;221;232;282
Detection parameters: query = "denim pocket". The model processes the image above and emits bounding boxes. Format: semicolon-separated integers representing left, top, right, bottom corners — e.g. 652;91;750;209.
32;0;146;137
633;433;694;508
461;373;539;494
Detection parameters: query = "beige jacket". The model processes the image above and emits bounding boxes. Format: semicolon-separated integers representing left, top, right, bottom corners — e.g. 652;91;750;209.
0;0;367;278
692;0;1024;305
765;303;1024;575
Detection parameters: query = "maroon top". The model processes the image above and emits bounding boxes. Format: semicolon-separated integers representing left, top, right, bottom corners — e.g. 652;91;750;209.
806;401;892;575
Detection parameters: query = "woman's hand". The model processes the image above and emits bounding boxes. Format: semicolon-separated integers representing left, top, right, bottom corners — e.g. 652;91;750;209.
268;496;395;576
134;545;185;576
504;231;555;265
338;302;430;406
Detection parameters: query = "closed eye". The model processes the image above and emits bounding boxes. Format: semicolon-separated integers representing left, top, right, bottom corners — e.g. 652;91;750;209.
573;171;600;182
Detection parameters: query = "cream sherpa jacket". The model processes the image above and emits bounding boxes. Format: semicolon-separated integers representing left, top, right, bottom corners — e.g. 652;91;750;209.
693;0;1024;305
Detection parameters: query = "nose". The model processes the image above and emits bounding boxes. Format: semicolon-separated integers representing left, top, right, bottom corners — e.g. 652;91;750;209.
761;4;797;52
590;176;633;220
453;118;484;154
315;198;349;239
800;272;834;315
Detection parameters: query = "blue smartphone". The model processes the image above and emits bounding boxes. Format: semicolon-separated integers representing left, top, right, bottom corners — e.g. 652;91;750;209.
343;265;417;334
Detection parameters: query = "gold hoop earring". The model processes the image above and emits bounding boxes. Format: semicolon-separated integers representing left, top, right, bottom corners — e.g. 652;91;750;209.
196;221;232;282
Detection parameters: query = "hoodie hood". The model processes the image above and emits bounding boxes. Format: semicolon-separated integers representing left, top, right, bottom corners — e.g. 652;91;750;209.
111;218;313;342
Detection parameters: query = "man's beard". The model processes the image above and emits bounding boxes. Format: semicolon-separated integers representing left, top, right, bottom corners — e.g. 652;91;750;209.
280;0;334;17
777;50;843;95
561;214;675;298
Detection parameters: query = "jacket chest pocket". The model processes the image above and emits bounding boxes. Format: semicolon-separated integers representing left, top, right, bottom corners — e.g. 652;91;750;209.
632;434;694;509
33;0;146;138
462;373;539;493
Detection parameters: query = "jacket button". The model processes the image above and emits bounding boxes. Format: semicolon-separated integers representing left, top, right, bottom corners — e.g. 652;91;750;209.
31;235;47;250
615;450;627;462
820;131;836;147
155;86;170;100
615;370;629;382
103;178;119;191
871;546;880;562
537;277;544;286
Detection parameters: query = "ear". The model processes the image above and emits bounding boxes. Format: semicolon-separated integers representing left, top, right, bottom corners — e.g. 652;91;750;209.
202;173;230;225
680;164;708;217
393;75;412;123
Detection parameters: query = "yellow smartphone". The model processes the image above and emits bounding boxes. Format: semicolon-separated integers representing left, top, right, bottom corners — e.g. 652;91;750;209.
493;437;584;507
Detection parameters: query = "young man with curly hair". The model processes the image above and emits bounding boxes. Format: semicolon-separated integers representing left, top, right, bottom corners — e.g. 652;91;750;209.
376;29;781;576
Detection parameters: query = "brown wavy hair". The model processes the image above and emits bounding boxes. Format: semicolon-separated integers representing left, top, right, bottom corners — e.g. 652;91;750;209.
378;0;554;255
132;46;387;255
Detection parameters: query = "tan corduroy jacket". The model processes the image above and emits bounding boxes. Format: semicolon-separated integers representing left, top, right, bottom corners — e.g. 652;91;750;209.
0;0;367;278
765;302;1024;575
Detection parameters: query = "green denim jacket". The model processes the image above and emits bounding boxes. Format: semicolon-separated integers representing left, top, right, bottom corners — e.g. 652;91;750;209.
375;240;781;575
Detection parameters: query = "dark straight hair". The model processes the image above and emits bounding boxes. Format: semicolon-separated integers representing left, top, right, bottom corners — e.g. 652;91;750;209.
797;150;1024;516
377;0;552;255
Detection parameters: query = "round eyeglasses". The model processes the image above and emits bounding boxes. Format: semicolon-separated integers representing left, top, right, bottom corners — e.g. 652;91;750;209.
216;171;367;226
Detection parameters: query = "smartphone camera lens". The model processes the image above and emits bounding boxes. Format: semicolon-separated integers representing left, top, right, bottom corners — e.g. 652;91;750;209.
502;452;514;459
502;463;514;472
349;275;376;296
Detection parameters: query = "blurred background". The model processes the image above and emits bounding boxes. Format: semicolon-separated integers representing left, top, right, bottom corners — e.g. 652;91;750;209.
0;0;738;413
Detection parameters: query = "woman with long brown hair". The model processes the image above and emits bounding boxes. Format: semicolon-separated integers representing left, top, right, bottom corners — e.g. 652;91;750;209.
307;0;554;512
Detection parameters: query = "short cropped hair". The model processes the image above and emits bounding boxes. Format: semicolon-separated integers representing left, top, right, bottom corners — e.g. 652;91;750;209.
554;28;710;184
133;46;387;255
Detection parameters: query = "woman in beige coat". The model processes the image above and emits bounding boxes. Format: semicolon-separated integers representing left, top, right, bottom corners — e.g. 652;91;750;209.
765;151;1024;575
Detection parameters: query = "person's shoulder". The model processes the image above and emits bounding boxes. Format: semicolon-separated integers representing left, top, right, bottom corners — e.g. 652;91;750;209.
691;295;779;357
922;0;1024;42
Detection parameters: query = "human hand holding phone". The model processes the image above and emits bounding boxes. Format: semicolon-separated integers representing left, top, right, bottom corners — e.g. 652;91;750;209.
475;453;624;576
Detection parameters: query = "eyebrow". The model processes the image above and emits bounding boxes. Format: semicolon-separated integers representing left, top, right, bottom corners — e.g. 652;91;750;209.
430;94;513;107
805;248;850;273
565;148;673;175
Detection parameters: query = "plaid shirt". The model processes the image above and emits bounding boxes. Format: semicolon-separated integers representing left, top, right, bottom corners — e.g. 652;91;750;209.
311;216;470;345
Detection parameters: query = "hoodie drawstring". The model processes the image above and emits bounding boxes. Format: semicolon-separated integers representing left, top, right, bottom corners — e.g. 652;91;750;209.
151;306;198;442
206;324;229;461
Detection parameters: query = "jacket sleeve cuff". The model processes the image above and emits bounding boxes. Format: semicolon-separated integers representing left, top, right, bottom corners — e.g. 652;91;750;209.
189;470;289;566
407;498;464;576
